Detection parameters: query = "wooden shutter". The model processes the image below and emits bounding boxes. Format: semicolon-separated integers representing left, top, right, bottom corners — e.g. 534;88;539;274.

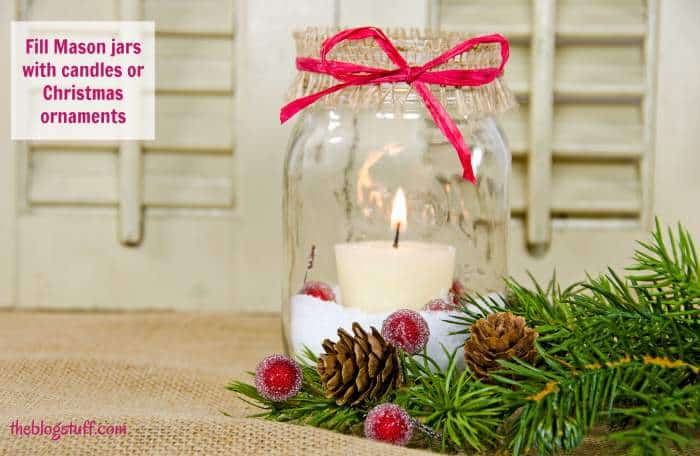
22;0;236;242
11;0;238;309
437;0;657;282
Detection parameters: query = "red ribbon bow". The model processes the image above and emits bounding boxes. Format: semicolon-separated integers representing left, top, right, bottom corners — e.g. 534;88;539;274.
280;27;510;184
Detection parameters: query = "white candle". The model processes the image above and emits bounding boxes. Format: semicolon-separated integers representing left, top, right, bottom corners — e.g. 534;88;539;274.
335;188;456;312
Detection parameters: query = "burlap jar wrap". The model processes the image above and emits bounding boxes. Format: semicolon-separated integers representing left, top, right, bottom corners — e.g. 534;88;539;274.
1;312;696;455
288;27;517;121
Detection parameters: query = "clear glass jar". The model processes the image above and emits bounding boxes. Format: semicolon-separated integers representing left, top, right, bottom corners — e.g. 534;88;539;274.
282;92;511;367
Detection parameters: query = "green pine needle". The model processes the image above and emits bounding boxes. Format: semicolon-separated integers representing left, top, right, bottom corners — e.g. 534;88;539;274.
394;348;510;453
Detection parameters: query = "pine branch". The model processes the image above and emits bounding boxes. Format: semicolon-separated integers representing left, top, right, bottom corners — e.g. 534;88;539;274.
494;347;699;456
608;381;700;455
628;218;700;315
561;289;699;363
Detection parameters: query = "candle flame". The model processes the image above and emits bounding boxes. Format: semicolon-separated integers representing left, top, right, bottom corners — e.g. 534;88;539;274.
390;188;407;232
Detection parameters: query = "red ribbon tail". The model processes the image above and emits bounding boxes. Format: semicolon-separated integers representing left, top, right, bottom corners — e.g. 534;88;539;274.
413;82;477;184
280;82;353;124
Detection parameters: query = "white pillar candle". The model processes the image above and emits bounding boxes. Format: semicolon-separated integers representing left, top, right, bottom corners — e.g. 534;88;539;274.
335;241;455;312
335;188;456;312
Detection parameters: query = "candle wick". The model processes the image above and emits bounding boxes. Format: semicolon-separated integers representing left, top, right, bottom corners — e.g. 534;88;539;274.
393;223;400;249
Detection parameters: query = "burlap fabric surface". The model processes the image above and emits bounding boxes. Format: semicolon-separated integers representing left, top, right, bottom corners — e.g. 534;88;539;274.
0;312;696;455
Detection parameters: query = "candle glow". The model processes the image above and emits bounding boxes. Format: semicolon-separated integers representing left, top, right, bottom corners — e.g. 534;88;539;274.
390;188;407;233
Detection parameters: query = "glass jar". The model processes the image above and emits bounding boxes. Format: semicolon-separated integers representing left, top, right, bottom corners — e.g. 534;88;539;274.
281;30;515;369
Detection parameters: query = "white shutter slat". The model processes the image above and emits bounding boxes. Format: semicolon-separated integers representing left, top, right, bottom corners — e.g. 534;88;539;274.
508;45;645;99
148;95;234;151
554;104;643;151
440;0;531;41
555;45;644;98
511;161;641;216
143;152;234;208
23;0;117;20
553;144;642;160
501;104;643;159
29;149;118;206
157;37;234;93
27;149;234;209
143;0;234;35
557;0;646;34
339;0;429;27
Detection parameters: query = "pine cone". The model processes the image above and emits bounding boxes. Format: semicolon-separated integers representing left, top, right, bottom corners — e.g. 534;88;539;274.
317;322;402;406
464;312;537;379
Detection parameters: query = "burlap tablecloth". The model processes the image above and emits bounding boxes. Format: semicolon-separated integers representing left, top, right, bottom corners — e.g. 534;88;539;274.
0;311;695;455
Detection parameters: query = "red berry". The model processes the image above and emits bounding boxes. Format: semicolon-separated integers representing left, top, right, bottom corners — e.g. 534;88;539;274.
364;403;413;446
424;298;457;312
299;281;336;302
381;309;430;355
450;279;465;305
254;354;302;402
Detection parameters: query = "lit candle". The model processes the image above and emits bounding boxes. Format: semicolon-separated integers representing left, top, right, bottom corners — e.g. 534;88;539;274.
335;188;456;312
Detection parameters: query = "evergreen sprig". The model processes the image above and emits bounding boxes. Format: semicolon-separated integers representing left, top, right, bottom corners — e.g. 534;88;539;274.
628;219;700;314
609;380;700;455
492;346;699;455
394;348;510;453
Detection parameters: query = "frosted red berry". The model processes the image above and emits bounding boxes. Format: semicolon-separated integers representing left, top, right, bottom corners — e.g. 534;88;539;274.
424;298;457;312
364;403;413;446
450;279;465;305
381;309;430;354
299;281;336;302
254;354;302;402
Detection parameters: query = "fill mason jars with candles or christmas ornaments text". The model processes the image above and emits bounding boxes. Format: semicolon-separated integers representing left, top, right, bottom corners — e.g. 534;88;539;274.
282;27;516;369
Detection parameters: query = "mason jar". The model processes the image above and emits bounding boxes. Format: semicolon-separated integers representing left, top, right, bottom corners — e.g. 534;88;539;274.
281;29;515;368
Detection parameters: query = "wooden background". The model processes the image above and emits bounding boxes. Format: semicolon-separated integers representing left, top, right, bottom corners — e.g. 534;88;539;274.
0;0;699;311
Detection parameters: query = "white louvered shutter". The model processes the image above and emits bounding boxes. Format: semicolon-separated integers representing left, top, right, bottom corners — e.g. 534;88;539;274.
13;0;238;309
438;0;658;283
